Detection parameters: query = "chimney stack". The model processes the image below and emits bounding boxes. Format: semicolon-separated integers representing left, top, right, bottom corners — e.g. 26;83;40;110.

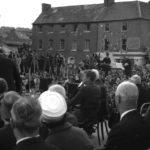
42;3;51;13
104;0;114;7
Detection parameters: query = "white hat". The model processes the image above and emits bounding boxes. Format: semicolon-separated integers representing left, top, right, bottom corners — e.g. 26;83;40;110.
38;91;67;121
130;74;141;85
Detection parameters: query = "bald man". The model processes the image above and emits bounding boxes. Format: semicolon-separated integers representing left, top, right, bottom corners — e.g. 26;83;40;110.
105;81;150;150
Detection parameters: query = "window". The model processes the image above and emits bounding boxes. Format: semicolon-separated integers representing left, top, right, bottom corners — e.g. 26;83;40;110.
39;40;43;49
122;22;128;31
61;24;65;28
48;39;53;50
73;24;78;32
72;40;77;51
60;39;65;50
38;25;43;32
49;24;54;32
104;39;110;50
105;24;109;32
85;40;90;50
122;38;127;50
86;24;90;31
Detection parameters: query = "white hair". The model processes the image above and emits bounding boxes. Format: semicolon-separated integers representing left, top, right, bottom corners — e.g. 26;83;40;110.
115;81;139;100
92;69;100;80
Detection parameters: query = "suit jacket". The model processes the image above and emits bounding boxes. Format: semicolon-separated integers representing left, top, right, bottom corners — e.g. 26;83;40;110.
45;122;94;150
14;137;60;150
0;55;21;93
105;110;150;150
68;82;101;116
0;124;16;150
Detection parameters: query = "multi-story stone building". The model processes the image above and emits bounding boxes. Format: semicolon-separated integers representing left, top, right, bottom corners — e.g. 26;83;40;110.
32;0;150;65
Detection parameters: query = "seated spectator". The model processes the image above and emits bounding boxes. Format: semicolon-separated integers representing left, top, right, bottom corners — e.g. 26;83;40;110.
11;96;60;150
39;91;94;150
68;70;101;135
0;91;21;150
105;81;150;150
48;84;78;126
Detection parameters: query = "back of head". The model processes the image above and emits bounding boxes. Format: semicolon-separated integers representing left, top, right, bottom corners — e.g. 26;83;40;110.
48;84;66;98
115;81;139;113
129;74;141;85
85;70;96;82
11;96;42;133
1;91;21;121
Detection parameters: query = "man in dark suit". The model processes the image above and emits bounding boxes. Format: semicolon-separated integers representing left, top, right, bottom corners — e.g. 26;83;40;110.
105;81;150;150
11;96;60;150
122;56;132;78
68;70;101;135
0;49;21;93
0;91;21;150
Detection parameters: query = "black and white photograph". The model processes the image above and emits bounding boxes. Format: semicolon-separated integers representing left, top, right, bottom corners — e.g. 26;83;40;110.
0;0;150;150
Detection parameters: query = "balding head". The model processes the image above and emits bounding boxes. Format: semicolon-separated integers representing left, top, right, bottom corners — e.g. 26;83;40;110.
116;81;139;100
115;81;139;114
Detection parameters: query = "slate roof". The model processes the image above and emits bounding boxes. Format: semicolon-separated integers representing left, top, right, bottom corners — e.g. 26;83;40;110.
33;1;150;25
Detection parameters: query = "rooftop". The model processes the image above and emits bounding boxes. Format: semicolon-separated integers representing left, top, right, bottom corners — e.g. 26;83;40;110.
33;1;150;25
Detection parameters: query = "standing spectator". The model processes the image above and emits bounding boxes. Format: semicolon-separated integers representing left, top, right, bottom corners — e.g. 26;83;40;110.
122;56;132;78
0;49;21;93
11;96;60;150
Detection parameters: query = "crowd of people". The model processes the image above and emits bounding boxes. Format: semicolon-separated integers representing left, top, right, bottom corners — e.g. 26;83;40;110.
1;46;150;150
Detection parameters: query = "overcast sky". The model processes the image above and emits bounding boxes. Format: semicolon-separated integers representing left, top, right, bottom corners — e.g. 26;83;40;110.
0;0;149;28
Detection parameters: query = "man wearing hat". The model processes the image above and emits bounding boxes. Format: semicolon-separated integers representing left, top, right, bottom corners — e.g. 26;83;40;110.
39;91;94;150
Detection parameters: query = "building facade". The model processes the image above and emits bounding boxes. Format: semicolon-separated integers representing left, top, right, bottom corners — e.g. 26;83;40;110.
32;0;150;65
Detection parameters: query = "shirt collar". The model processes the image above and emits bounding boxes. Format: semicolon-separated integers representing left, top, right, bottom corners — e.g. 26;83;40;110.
120;109;136;120
16;135;39;145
